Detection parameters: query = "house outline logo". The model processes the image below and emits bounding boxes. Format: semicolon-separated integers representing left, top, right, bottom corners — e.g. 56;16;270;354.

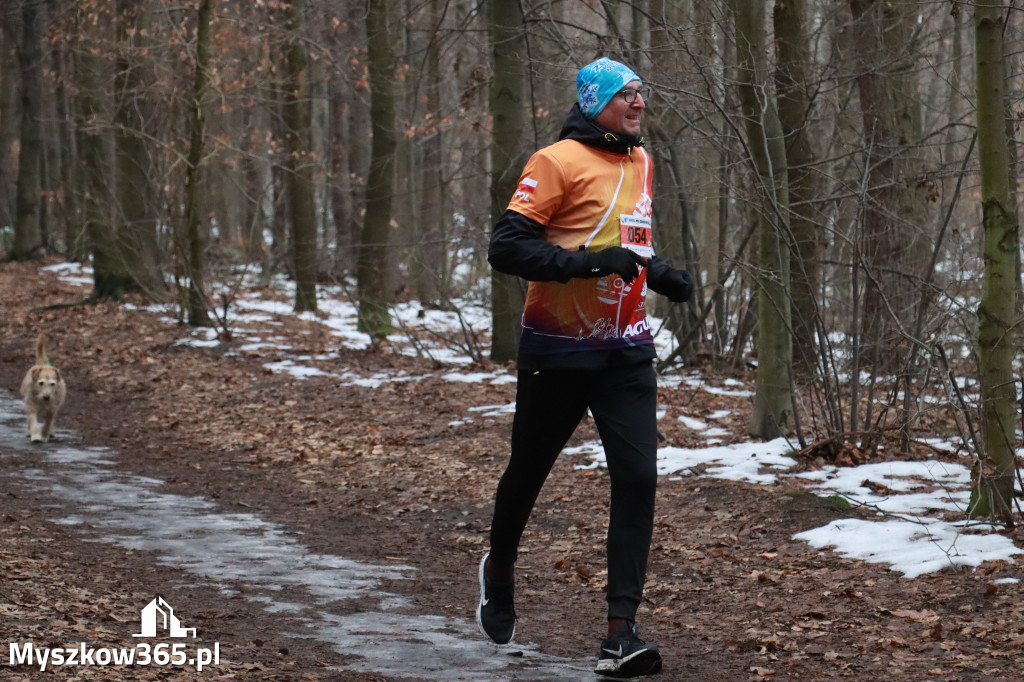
132;596;197;638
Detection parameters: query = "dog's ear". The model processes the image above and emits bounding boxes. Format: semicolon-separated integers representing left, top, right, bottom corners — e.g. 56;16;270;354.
31;367;42;382
53;368;63;381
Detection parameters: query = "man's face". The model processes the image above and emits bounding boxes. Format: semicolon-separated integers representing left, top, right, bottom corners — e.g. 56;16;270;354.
594;80;645;137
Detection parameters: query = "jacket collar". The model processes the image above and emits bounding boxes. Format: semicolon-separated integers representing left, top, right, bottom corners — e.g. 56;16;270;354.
557;103;645;155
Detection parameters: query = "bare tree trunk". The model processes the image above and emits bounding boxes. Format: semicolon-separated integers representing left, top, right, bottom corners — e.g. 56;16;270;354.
0;10;20;236
241;153;268;265
774;0;822;378
40;7;62;254
848;0;928;369
488;0;528;364
731;0;794;439
12;0;45;259
114;0;162;292
344;0;370;279
328;92;353;278
51;28;86;261
649;0;700;364
413;0;448;308
284;0;318;312
971;2;1017;524
358;0;396;340
268;150;289;274
184;0;213;326
75;9;123;300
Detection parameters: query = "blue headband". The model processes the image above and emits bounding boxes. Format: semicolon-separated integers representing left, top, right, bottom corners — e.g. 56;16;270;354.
576;58;641;119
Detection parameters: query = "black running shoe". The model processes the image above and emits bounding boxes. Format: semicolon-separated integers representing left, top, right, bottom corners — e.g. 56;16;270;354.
594;623;662;678
476;552;516;644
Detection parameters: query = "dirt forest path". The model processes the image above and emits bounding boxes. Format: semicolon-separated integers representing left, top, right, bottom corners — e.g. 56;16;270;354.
1;260;1023;682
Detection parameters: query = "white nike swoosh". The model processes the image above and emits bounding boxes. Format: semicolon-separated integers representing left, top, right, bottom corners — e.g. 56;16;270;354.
602;645;623;657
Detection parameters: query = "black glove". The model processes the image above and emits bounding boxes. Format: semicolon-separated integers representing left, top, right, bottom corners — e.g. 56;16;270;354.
648;266;692;302
584;247;647;283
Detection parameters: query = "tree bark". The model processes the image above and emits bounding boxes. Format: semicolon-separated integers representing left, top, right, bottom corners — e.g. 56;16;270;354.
75;11;123;300
184;0;213;326
12;0;45;259
343;0;371;278
328;90;353;277
848;0;928;369
487;0;528;364
412;0;448;308
284;0;318;312
971;2;1017;524
114;0;162;292
649;0;700;365
731;0;794;439
358;0;396;340
773;0;822;378
0;10;21;237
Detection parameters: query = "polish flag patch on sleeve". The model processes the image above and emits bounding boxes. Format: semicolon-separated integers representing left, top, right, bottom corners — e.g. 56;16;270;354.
514;177;538;202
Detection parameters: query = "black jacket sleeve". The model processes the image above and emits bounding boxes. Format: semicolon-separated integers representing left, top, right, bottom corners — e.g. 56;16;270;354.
489;208;693;301
488;209;590;283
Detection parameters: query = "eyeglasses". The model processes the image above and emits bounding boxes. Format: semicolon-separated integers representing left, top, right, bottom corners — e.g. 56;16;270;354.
617;86;648;104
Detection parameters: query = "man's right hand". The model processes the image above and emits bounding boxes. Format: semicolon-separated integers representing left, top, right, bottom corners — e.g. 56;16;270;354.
585;247;647;283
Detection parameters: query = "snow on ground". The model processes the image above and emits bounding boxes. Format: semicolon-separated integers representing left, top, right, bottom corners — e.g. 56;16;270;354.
46;262;1024;579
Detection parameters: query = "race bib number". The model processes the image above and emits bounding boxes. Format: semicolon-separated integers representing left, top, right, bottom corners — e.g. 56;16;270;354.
619;215;653;258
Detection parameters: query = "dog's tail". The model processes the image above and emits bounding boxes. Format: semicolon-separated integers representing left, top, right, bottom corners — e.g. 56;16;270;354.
35;333;49;366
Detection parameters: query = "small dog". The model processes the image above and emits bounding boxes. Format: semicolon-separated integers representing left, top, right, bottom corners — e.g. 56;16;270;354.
20;333;67;443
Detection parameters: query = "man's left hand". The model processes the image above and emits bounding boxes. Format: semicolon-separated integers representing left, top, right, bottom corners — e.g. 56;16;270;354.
648;267;692;303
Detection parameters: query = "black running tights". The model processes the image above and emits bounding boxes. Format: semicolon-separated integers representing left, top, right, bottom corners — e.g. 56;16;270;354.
488;362;658;621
